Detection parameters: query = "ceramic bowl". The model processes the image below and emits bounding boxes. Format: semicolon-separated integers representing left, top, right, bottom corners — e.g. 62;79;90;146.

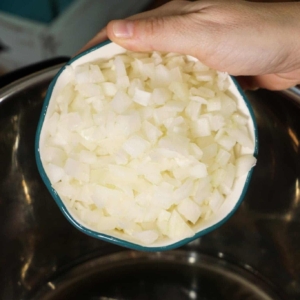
35;41;258;251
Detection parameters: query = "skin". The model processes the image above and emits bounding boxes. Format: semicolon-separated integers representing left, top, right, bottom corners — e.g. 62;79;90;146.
81;0;300;90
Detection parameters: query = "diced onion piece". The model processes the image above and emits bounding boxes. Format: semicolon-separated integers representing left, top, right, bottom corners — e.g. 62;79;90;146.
235;154;257;177
189;143;203;160
167;210;194;240
46;163;64;184
43;146;67;167
216;134;236;151
133;88;152;107
64;158;90;182
110;90;132;114
219;163;236;195
101;82;117;97
185;101;201;121
90;64;105;83
79;150;97;164
45;112;59;136
133;230;159;245
92;185;123;208
209;189;224;213
108;164;138;183
220;92;237;116
215;149;231;166
75;83;103;98
201;143;218;162
207;97;221;112
142;120;163;144
232;112;248;125
195;86;215;98
169;81;189;100
114;56;127;77
116;76;130;88
211;168;227;188
151;87;172;105
209;114;225;131
177;198;202;224
189;163;208;179
97;216;118;231
122;135;150;158
226;127;253;149
157;210;171;236
192;118;211;137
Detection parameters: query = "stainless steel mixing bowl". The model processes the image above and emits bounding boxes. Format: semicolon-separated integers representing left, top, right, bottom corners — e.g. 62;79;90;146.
0;62;299;300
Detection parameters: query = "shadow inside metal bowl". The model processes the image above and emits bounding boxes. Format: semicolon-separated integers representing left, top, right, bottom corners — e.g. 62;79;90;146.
32;251;282;300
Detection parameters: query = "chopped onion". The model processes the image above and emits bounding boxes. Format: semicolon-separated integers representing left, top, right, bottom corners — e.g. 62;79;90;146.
41;50;256;246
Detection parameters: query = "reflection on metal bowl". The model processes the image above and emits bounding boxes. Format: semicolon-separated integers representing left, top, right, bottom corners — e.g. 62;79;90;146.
32;251;282;300
0;63;299;300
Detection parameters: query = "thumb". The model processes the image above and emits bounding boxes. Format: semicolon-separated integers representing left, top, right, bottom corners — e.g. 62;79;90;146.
106;15;200;56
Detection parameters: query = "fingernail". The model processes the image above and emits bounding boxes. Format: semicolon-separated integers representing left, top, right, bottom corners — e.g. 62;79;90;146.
112;20;134;38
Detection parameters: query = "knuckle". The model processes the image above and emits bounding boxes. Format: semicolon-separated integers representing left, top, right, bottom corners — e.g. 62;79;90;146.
144;17;166;37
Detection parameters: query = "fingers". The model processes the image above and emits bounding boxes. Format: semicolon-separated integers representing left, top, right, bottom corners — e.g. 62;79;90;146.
237;74;300;91
78;0;194;54
252;74;300;91
106;12;203;56
77;0;300;92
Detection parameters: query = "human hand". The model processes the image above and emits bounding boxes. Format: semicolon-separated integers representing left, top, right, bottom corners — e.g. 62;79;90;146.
81;0;300;90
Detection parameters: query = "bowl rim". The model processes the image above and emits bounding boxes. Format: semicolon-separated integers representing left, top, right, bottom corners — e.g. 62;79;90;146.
35;40;259;252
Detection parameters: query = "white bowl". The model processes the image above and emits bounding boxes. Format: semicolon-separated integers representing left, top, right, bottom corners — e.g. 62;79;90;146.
35;41;258;251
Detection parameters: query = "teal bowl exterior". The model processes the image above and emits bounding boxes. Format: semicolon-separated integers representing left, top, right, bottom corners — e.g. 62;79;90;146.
35;40;259;252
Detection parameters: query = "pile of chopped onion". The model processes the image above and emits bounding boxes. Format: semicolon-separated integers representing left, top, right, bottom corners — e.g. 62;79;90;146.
41;50;256;245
